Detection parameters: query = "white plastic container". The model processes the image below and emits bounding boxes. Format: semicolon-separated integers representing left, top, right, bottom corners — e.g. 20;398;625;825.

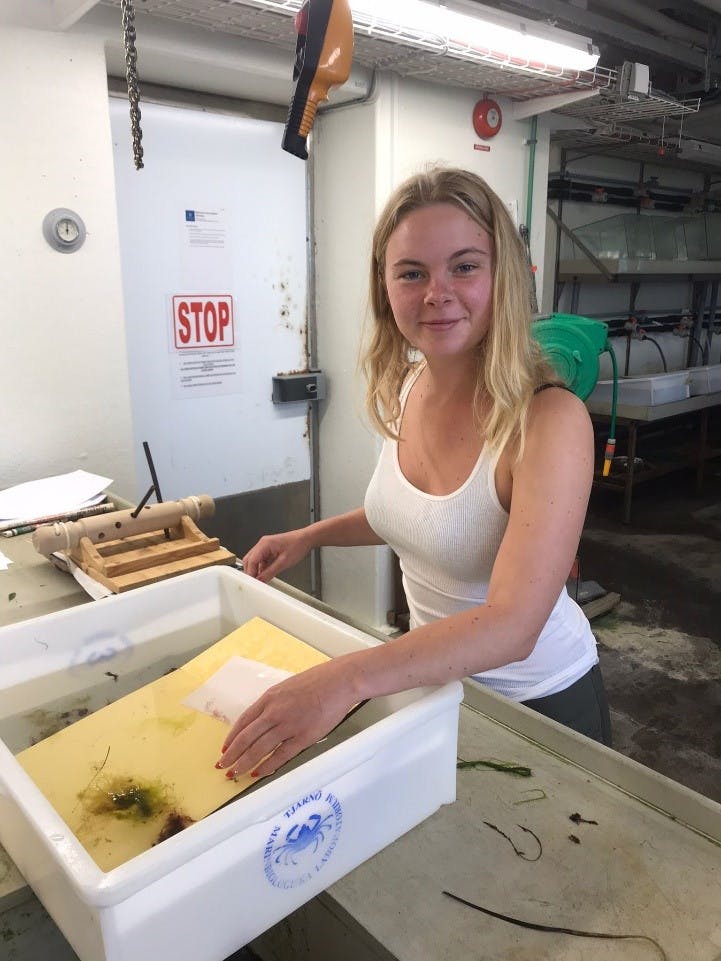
0;567;462;961
589;370;690;407
686;364;721;396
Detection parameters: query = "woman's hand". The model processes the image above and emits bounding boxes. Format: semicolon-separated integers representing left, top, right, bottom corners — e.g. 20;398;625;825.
243;510;385;583
242;528;313;582
215;659;358;779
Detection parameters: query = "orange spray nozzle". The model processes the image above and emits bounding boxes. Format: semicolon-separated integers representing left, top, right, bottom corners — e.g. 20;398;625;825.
602;438;616;477
282;0;354;159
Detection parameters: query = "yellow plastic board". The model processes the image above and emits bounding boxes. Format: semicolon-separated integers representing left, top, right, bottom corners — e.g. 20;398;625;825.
16;617;329;872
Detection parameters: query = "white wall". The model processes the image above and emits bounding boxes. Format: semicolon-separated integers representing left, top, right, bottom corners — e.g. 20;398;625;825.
73;4;372;108
313;74;551;629
1;11;550;630
0;26;136;498
0;4;373;505
312;96;389;628
391;78;550;299
110;100;310;502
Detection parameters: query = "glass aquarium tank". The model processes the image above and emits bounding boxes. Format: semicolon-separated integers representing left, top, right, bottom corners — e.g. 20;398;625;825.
571;212;721;262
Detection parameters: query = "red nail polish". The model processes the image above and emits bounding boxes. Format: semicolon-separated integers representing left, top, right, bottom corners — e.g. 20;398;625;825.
214;761;223;769
250;770;259;778
225;770;235;779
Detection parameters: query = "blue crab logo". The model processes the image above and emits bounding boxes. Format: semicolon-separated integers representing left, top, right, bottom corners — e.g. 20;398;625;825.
273;812;335;866
263;790;343;890
69;630;133;675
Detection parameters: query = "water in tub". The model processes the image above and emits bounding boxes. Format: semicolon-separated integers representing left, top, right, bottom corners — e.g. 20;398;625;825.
5;618;371;872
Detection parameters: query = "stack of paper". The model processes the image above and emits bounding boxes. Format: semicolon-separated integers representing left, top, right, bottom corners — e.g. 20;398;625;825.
0;470;112;530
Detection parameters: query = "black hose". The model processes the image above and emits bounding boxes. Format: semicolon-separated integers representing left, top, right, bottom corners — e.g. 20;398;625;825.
643;335;668;372
689;334;707;365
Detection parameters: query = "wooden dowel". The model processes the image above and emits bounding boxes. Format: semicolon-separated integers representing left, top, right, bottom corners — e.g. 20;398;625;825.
32;495;215;557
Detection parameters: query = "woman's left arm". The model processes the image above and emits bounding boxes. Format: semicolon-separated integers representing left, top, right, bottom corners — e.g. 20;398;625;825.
482;386;594;655
217;390;594;778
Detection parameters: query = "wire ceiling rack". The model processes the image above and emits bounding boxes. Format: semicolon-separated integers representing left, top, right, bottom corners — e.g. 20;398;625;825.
100;0;714;166
101;0;612;93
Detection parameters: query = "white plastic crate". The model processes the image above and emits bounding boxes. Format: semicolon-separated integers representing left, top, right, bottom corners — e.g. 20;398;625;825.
0;567;462;961
686;364;721;396
589;370;690;407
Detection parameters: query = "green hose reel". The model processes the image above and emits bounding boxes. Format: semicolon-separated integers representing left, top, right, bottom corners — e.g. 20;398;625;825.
532;313;608;400
532;312;618;476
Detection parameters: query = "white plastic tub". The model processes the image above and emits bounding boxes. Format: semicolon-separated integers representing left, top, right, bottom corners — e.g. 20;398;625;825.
0;567;462;961
589;370;690;406
686;363;721;396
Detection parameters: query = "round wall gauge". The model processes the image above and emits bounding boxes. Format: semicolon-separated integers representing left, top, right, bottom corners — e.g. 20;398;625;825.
472;98;503;139
42;208;86;253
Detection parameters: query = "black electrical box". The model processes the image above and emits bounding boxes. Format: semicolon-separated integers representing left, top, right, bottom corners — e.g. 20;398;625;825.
272;370;326;404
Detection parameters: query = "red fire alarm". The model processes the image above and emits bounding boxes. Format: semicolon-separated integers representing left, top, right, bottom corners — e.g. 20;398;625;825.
473;98;502;139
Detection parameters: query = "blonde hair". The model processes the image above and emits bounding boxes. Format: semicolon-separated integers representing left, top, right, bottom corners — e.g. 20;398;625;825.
363;166;558;459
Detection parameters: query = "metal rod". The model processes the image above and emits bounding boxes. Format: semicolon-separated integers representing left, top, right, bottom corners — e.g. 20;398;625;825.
706;280;718;362
130;485;156;519
143;441;164;503
546;205;615;282
307;152;322;599
145;441;169;537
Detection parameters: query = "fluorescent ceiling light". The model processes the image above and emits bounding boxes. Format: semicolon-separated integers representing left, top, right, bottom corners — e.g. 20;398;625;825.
350;0;600;71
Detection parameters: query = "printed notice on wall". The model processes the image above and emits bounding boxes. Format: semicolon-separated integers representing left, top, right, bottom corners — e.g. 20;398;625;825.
181;207;233;282
184;208;227;249
169;294;241;398
174;350;240;398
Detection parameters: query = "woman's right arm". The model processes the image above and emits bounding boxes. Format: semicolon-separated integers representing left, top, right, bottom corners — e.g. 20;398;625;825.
242;508;385;583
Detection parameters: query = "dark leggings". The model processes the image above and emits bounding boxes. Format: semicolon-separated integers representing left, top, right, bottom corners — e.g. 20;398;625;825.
521;664;613;746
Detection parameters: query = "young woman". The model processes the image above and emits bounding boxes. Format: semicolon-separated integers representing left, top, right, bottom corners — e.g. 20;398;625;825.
216;167;611;781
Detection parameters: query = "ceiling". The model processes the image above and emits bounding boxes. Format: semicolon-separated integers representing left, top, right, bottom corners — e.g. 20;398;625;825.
491;0;721;165
93;0;721;172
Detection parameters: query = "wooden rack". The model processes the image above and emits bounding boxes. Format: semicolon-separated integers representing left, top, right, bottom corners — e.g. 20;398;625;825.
69;515;236;593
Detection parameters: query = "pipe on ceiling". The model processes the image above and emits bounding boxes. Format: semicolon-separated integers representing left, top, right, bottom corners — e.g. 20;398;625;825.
693;0;721;14
595;0;708;49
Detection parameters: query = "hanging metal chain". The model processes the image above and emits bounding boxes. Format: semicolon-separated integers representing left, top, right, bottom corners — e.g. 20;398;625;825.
121;0;144;169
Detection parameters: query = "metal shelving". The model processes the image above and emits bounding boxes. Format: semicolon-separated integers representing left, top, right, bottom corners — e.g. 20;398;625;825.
555;85;699;126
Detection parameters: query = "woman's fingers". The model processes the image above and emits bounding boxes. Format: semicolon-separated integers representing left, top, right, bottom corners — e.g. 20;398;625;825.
254;552;288;583
246;737;306;779
220;727;307;780
217;687;312;776
218;695;285;766
242;541;277;578
218;722;286;779
215;662;355;781
242;531;311;581
221;698;265;753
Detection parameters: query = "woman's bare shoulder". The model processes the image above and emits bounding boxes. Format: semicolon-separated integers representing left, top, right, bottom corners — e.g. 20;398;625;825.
528;385;591;430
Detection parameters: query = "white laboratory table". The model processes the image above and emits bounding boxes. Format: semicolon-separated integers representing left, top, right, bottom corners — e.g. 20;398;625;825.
2;532;721;961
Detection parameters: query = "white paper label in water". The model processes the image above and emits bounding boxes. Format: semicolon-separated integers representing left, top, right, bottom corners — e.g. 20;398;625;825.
183;656;292;725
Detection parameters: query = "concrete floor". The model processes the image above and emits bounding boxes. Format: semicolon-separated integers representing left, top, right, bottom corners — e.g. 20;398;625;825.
581;463;721;804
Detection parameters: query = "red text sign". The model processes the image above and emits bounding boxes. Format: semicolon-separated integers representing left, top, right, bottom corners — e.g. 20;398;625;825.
173;295;234;349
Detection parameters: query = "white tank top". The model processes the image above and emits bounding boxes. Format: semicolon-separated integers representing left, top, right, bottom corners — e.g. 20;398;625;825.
364;368;598;701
